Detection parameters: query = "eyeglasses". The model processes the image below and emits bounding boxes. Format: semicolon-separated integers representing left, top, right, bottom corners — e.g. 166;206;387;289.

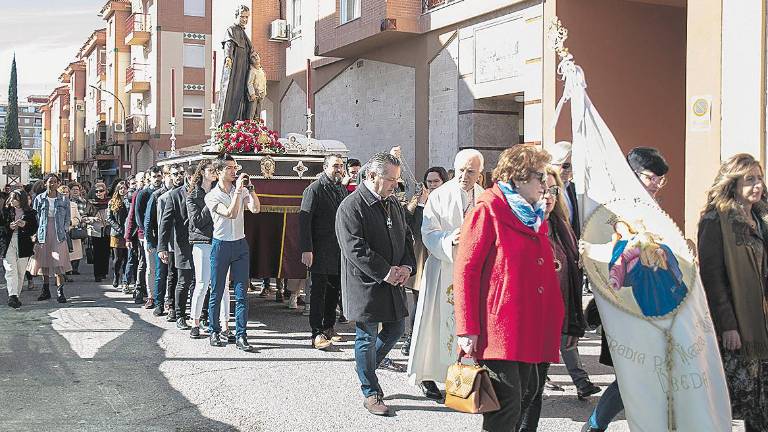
171;171;184;177
530;171;547;185
636;171;667;187
560;163;572;170
544;186;560;197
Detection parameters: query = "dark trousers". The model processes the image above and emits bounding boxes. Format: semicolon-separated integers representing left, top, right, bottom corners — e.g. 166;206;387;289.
71;259;80;272
408;290;420;333
113;247;127;281
354;320;406;397
154;252;177;307
478;359;535;432
518;362;548;431
91;236;110;279
175;267;194;319
123;239;139;285
309;273;340;336
135;240;146;293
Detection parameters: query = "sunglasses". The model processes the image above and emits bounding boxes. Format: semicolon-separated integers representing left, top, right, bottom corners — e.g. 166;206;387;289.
561;163;572;170
96;189;106;193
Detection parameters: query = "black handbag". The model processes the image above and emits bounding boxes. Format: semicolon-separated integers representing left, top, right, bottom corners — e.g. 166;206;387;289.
85;237;94;264
70;226;87;240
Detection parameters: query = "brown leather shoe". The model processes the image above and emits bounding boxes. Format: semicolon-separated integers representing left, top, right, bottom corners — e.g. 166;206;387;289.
363;394;390;416
324;328;343;342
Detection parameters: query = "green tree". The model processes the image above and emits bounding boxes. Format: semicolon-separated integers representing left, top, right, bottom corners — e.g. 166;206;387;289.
4;54;22;149
0;134;7;149
30;153;42;179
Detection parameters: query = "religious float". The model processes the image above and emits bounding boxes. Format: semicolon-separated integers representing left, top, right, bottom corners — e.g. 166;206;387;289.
157;119;347;281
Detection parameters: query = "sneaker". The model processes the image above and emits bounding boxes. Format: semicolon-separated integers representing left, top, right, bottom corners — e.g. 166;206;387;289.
324;328;343;342
221;330;236;344
313;334;332;350
166;309;177;322
176;317;191;330
190;326;201;339
377;357;406;372
122;284;134;294
287;293;298;309
363;394;390;416
7;295;21;309
209;332;225;347
302;305;311;316
153;306;165;316
144;298;155;309
577;382;602;400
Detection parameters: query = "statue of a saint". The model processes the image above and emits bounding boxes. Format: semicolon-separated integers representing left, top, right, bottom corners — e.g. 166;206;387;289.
216;5;253;126
246;53;267;121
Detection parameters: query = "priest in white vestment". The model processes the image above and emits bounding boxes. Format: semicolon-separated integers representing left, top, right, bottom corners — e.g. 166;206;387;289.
407;149;485;399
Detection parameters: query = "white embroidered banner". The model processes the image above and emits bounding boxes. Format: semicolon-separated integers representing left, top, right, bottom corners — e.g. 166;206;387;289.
554;47;731;431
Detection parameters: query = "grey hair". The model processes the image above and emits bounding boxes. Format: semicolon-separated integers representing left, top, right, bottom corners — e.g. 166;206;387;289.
234;4;250;18
454;148;484;171
322;154;344;169
366;152;400;177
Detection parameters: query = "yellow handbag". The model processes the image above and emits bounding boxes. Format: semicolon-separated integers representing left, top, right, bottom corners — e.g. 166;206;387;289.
444;353;500;414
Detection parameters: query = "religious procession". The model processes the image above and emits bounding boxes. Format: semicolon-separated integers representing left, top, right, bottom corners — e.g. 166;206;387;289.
1;0;766;431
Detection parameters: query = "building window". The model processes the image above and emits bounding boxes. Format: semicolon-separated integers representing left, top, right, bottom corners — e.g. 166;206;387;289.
290;0;302;37
184;0;205;17
183;44;206;68
182;95;205;118
340;0;361;24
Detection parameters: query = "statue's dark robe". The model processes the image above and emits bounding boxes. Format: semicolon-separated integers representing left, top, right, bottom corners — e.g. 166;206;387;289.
216;24;252;126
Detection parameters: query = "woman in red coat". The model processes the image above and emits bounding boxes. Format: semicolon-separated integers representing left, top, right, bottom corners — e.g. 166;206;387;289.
453;144;564;432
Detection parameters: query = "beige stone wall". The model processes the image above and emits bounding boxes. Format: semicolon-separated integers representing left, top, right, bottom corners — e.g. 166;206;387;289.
280;81;308;136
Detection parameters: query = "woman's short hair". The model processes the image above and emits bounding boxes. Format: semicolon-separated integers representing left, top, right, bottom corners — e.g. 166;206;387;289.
627;147;669;176
492;144;551;184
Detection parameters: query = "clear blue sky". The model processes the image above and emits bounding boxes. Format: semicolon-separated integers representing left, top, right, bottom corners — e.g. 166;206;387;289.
0;0;105;100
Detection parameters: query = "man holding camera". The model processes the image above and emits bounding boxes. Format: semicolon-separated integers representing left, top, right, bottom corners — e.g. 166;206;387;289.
205;154;261;351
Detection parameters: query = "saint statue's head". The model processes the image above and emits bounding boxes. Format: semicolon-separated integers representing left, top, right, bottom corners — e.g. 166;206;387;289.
234;5;250;27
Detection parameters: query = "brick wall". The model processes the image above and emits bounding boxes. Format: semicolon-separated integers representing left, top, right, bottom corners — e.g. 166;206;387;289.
251;0;286;81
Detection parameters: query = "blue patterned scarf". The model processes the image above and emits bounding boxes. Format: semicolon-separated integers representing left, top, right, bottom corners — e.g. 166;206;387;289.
497;181;545;232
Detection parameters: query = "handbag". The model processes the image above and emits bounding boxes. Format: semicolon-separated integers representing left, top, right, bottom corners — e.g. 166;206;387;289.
70;226;87;240
444;352;500;414
85;237;94;264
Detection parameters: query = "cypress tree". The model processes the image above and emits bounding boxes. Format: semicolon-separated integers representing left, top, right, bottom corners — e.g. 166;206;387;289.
4;54;22;149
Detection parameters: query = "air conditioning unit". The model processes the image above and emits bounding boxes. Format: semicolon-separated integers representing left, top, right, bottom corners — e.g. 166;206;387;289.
270;19;289;41
113;123;125;133
75;103;85;112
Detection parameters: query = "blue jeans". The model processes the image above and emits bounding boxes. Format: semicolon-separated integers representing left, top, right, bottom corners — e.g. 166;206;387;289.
589;379;623;429
354;320;405;397
154;253;172;306
208;238;250;337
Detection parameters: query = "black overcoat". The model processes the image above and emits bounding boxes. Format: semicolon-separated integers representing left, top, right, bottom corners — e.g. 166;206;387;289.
299;173;348;275
335;184;416;323
158;186;193;270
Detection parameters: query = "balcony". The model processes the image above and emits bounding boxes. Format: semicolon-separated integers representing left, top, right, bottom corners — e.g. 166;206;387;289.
126;114;149;141
97;62;106;81
125;63;150;93
125;13;150;46
91;144;119;160
422;0;461;12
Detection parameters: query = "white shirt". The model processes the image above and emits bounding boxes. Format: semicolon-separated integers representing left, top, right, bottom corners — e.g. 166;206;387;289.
47;197;56;218
205;183;252;241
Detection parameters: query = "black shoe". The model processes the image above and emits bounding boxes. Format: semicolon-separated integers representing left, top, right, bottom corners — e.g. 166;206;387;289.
166;310;177;322
95;277;103;283
577;382;602;400
37;285;51;301
337;314;348;324
297;296;306;306
275;291;284;303
400;334;411;356
221;330;236;344
236;335;253;351
133;291;144;304
176;317;191;330
190;326;201;339
153;306;165;316
544;376;564;391
209;332;224;347
7;295;21;309
200;318;208;329
112;275;120;288
56;286;67;304
71;270;80;275
419;380;442;400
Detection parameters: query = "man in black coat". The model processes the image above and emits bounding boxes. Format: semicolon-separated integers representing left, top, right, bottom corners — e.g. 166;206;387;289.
300;154;348;350
159;165;196;331
335;152;416;416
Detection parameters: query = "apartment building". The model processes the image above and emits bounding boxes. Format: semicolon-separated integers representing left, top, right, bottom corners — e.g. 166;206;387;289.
79;28;110;182
0;96;44;159
41;86;70;175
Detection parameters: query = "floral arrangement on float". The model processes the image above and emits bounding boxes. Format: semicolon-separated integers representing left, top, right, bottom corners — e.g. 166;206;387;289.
214;119;285;154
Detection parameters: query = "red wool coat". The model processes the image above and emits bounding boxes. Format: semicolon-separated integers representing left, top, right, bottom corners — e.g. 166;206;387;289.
453;184;565;364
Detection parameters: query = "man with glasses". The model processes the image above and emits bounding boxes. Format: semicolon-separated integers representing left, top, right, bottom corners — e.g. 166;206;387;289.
628;147;668;199
205;154;261;351
144;166;177;319
130;168;162;307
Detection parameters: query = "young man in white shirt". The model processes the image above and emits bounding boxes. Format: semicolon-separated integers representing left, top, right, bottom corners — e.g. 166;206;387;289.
204;154;261;351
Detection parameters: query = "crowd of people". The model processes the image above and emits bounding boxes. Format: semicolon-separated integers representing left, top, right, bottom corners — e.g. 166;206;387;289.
1;142;766;431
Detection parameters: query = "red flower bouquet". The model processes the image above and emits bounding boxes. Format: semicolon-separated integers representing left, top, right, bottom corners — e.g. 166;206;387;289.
214;119;285;154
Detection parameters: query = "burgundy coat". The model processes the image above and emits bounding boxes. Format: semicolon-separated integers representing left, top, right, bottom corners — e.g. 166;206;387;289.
453;184;564;364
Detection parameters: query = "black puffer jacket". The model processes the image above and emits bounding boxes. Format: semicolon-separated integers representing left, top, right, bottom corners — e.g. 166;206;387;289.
185;185;213;244
107;202;128;238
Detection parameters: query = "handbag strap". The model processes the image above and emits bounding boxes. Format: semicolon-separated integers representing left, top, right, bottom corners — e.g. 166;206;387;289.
456;349;480;367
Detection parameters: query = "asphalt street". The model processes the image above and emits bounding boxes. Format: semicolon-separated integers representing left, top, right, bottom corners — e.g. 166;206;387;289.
0;263;744;432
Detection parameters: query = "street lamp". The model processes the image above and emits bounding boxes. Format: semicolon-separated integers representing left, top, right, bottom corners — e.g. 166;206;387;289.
88;84;127;174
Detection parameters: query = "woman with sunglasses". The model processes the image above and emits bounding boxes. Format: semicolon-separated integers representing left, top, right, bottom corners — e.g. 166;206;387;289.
0;190;38;308
107;181;129;290
28;174;72;303
519;166;587;431
85;182;110;283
